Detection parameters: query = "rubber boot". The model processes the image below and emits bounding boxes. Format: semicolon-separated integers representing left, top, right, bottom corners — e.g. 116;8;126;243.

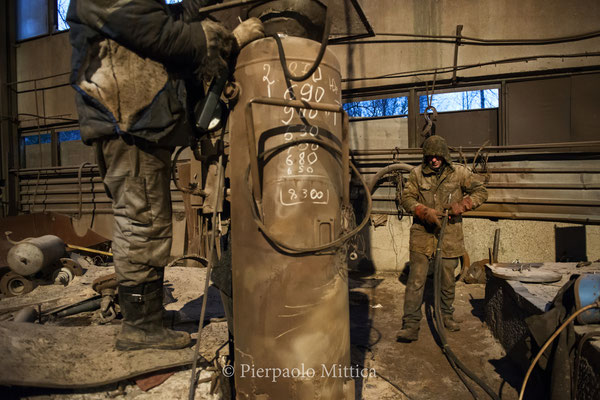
116;280;191;351
443;315;461;332
396;326;419;342
154;268;182;327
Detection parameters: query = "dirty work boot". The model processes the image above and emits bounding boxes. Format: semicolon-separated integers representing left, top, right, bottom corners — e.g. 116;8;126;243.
396;326;419;342
443;315;461;332
116;280;191;351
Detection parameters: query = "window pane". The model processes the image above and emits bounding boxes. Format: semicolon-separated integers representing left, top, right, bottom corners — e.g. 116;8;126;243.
419;89;499;113
23;134;51;145
57;0;71;31
165;0;182;3
58;130;81;142
17;0;49;41
343;96;408;118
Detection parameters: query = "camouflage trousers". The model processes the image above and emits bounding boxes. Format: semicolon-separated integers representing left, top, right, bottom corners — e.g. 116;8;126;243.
95;135;173;286
402;251;458;329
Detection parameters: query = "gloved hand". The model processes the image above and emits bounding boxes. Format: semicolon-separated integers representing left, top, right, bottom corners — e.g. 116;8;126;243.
414;204;442;227
448;196;473;216
200;20;236;79
232;17;265;49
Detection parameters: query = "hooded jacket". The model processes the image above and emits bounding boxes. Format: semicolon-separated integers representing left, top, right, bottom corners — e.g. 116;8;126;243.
401;136;488;257
67;0;211;144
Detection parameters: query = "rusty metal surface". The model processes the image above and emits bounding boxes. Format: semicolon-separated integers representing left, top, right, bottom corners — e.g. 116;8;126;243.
230;36;352;399
0;212;108;267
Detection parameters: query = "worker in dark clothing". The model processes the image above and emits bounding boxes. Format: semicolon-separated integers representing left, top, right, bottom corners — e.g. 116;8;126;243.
67;0;263;351
397;135;488;342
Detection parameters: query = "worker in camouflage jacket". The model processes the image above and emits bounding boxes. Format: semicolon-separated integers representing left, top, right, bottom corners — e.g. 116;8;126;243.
397;135;488;341
67;0;263;351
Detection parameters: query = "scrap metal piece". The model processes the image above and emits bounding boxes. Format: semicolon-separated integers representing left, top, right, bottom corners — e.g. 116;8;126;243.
92;273;118;293
52;267;74;286
12;306;39;323
0;212;109;268
0;272;36;297
487;264;562;283
6;235;66;276
60;258;84;276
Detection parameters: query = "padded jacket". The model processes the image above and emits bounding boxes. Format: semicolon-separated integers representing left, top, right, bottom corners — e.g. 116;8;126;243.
67;0;209;144
401;162;488;258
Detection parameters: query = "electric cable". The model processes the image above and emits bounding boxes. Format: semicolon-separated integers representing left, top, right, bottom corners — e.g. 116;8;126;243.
367;163;414;193
349;29;600;46
432;211;501;400
188;148;225;400
342;52;600;83
367;163;414;222
518;301;600;400
245;137;372;254
171;146;208;196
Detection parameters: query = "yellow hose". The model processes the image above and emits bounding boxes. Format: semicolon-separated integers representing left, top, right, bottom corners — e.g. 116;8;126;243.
66;244;113;257
518;301;600;400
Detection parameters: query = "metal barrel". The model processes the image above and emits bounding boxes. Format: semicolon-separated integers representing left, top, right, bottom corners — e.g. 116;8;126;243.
7;235;66;276
229;36;353;399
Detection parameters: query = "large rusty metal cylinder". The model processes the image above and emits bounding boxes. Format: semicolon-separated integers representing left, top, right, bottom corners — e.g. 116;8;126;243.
229;35;353;399
7;235;66;276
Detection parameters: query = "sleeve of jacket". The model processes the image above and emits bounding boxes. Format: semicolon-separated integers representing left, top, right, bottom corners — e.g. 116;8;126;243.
74;0;207;72
461;167;488;209
401;168;421;214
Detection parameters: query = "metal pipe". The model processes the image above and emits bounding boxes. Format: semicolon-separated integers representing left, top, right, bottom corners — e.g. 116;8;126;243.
20;199;113;205
17;207;186;214
369;194;600;207
11;164;99;173
350;140;600;155
6;71;70;86
342;112;350;206
358;166;600;174
492;228;500;263
369;208;600;224
19;188;108;195
485;182;600;190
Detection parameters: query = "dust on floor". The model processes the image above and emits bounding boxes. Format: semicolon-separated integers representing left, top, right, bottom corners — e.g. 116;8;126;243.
1;266;521;399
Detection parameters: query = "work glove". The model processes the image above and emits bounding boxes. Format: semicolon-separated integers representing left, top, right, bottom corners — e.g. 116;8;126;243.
232;17;265;49
200;20;236;80
414;204;442;228
448;196;473;216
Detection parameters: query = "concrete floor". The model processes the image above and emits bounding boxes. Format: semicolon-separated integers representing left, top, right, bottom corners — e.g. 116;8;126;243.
0;266;522;399
348;271;520;400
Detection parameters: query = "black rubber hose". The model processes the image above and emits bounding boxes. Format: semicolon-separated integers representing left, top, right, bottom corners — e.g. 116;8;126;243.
367;162;414;193
272;0;332;82
433;213;500;400
244;137;372;254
